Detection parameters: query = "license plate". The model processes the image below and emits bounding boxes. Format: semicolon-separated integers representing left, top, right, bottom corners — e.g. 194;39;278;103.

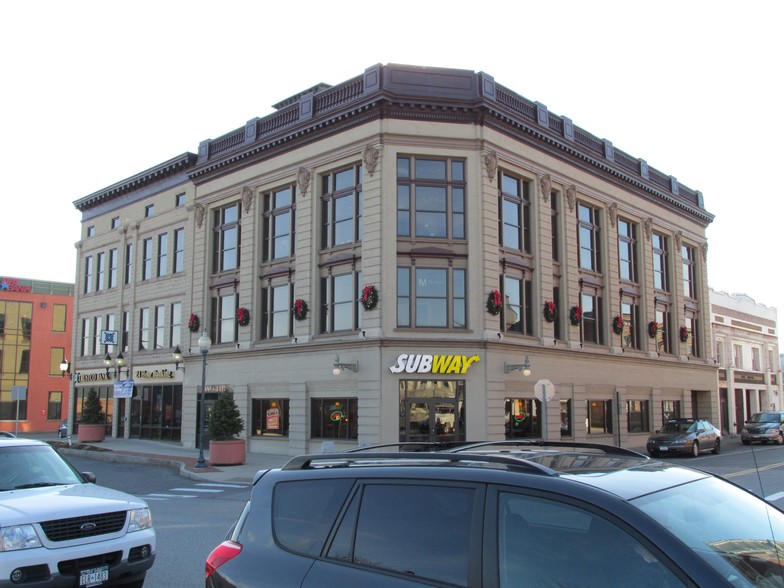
79;566;109;587
659;447;668;451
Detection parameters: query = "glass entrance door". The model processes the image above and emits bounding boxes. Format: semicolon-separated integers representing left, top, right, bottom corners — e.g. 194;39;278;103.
406;399;459;442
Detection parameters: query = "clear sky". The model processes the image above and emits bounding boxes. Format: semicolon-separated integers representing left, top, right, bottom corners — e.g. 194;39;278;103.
3;1;782;344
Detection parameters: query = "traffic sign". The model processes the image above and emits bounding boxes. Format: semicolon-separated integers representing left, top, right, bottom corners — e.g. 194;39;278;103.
534;379;555;402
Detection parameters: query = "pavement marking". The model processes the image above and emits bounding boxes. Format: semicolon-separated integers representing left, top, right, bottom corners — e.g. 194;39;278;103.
196;483;248;488
146;493;197;498
723;462;784;478
765;492;784;502
169;487;224;493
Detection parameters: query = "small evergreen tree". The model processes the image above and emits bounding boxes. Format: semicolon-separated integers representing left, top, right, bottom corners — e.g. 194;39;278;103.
208;391;244;441
80;389;105;424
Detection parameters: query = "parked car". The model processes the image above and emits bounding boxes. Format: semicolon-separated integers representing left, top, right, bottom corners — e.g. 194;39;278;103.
646;418;721;458
205;440;784;587
0;431;15;438
0;437;156;586
741;411;784;445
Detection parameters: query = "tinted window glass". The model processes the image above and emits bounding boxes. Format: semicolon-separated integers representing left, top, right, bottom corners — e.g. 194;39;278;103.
329;483;474;586
273;479;353;557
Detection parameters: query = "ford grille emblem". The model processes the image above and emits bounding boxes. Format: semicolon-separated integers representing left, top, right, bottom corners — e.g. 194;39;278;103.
80;522;97;531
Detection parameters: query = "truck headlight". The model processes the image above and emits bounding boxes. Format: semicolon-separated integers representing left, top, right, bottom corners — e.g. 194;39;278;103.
0;525;42;551
128;508;152;532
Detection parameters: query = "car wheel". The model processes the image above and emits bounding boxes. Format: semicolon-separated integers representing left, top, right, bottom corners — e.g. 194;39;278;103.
691;441;700;457
712;439;721;454
742;439;751;445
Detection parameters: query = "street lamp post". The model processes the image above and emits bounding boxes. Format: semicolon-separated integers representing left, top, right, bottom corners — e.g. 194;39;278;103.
195;330;212;468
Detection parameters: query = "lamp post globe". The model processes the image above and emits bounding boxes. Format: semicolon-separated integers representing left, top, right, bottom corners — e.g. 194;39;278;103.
195;330;212;468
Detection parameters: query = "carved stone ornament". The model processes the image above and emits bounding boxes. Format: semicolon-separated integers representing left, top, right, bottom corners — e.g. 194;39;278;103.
363;144;380;177
241;186;254;213
538;174;551;203
483;150;498;181
674;230;683;251
644;218;653;240
701;242;708;261
194;204;206;229
608;203;618;228
565;185;577;212
297;167;311;197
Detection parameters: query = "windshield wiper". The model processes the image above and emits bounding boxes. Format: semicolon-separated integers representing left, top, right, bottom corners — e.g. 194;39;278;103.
13;482;71;489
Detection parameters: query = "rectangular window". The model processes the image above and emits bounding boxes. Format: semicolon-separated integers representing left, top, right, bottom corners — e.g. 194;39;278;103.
251;399;290;436
682;244;697;299
96;252;105;291
684;315;699;357
173;228;185;273
261;284;291;339
81;318;90;356
122;311;130;352
320;272;361;333
321;164;363;249
124;243;133;285
652;232;669;291
560;398;572;437
157;233;168;277
626;400;650;433
139;307;150;350
19;349;30;373
142;238;153;280
52;304;67;332
108;248;118;288
111;217;120;229
84;256;94;294
49;347;65;376
310;398;358;439
397;156;465;240
175;193;186;207
502;275;533;336
587;399;613;434
47;391;62;420
154;305;165;349
580;293;603;345
498;172;531;252
551;192;560;262
617;219;638;283
577;203;601;273
87;225;95;237
655;306;671;354
619;299;639;350
211;292;238;344
733;344;743;368
505;398;541;438
170;302;182;348
213;203;241;272
92;316;102;355
145;204;154;217
397;266;466;328
662;400;681;423
262;188;294;262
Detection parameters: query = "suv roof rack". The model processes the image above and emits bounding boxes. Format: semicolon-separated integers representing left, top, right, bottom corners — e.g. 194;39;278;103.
447;440;648;459
281;451;560;476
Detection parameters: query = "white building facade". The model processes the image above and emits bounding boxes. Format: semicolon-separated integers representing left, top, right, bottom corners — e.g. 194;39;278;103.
69;64;718;456
711;289;782;433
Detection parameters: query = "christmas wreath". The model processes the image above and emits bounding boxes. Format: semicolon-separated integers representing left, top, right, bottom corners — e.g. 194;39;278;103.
648;321;659;338
679;326;689;342
487;290;503;315
188;313;200;333
361;285;379;311
293;299;308;321
612;315;624;335
569;305;583;325
543;300;557;322
236;307;250;326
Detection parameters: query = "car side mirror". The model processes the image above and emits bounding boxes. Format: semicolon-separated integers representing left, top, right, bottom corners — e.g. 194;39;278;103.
81;471;97;484
654;429;660;434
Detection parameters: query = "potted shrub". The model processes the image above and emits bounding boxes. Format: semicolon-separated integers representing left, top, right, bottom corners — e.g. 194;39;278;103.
208;391;246;465
78;389;106;443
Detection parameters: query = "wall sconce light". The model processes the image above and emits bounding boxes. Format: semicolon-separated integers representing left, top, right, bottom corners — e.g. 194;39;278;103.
333;355;359;376
104;352;129;379
172;346;184;370
59;358;70;378
504;355;532;377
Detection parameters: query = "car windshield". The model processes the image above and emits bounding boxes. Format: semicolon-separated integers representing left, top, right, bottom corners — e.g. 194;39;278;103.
753;413;781;424
0;444;84;491
659;422;694;434
634;476;784;586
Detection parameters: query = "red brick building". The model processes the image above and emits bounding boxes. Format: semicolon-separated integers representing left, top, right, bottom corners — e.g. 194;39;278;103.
0;276;74;435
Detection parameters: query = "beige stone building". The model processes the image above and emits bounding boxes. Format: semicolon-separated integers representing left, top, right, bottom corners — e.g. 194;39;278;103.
69;64;717;456
711;289;782;433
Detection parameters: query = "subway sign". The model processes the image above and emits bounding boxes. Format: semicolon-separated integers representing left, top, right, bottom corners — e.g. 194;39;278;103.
390;354;480;374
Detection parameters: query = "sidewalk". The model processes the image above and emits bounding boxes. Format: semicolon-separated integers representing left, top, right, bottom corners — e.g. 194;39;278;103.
25;433;290;485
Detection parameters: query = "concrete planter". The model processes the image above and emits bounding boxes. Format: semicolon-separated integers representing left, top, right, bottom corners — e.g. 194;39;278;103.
209;439;246;466
77;424;106;443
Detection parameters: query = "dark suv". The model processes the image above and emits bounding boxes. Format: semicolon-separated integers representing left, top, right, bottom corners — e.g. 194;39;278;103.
206;442;784;587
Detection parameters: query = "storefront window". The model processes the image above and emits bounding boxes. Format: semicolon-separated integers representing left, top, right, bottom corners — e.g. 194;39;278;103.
626;400;650;433
587;399;613;434
505;398;541;438
252;399;290;437
311;398;358;440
